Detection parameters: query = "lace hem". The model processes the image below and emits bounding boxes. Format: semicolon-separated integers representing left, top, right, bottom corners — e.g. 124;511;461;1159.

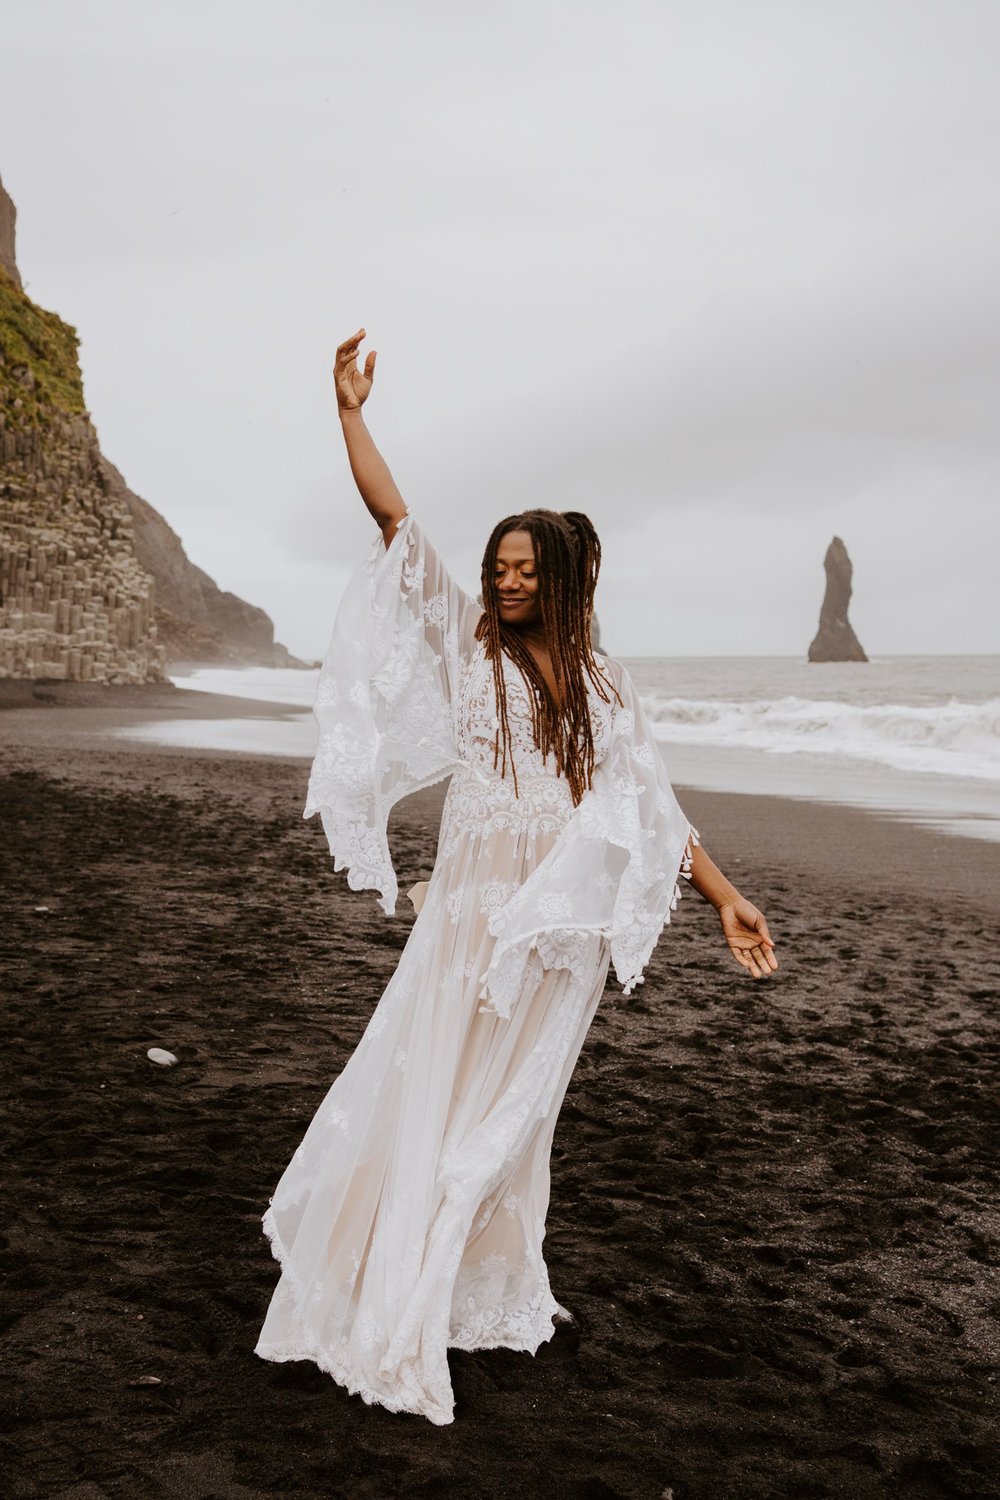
448;1280;562;1353
256;1204;563;1426
256;1205;457;1425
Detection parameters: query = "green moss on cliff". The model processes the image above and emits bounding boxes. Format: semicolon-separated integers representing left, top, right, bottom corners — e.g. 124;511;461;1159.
0;265;86;423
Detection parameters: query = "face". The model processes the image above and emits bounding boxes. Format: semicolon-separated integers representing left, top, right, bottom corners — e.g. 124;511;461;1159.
492;529;542;628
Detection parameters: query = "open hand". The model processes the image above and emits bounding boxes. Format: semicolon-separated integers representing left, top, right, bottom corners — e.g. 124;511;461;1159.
718;897;778;979
334;327;376;411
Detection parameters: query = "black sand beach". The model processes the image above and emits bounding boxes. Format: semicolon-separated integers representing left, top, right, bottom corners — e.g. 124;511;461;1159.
2;685;999;1499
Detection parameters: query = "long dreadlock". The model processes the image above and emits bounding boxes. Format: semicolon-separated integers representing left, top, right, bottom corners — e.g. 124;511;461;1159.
474;508;623;805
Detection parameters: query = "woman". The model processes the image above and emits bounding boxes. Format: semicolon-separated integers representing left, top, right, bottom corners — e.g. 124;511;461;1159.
254;328;778;1426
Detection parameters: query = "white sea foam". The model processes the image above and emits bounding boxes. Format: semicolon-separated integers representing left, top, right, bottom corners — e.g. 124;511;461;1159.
164;665;1000;783
640;693;1000;782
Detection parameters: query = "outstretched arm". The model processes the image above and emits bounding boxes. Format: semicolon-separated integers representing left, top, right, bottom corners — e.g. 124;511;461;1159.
333;328;407;549
686;842;779;980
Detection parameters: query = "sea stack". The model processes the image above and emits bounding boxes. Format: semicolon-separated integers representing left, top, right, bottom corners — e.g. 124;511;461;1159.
808;536;868;663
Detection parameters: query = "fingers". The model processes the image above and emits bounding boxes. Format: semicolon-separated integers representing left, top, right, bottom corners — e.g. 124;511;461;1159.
730;941;777;979
751;942;778;974
334;328;367;369
363;350;376;382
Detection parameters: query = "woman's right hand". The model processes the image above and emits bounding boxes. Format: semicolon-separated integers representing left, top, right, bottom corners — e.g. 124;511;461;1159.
334;328;376;411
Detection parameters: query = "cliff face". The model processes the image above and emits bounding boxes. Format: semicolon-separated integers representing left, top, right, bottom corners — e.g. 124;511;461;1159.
0;172;302;681
808;536;868;663
0;401;167;683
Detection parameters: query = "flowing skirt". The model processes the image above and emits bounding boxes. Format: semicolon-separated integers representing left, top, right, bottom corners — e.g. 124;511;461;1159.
254;807;611;1426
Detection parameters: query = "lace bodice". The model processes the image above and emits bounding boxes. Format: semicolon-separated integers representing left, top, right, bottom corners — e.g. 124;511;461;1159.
456;637;616;784
440;641;617;859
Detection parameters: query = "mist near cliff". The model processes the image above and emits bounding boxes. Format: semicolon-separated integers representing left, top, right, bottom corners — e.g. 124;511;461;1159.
2;0;998;659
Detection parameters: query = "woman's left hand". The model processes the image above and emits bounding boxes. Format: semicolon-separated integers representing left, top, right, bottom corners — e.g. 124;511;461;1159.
718;898;778;979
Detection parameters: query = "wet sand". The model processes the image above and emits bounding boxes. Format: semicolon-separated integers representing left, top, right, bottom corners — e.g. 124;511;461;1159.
2;688;999;1499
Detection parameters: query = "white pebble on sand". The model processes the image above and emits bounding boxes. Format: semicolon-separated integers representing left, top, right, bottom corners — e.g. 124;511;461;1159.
147;1047;178;1067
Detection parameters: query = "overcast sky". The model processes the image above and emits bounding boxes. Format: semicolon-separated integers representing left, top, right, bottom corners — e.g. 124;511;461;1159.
3;0;998;658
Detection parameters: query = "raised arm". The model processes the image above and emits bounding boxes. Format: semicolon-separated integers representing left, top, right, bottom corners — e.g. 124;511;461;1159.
333;327;407;549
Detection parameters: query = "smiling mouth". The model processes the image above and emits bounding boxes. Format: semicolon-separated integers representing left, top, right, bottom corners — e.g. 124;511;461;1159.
499;598;528;607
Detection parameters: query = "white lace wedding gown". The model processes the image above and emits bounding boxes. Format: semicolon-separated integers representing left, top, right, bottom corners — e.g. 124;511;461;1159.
254;511;699;1425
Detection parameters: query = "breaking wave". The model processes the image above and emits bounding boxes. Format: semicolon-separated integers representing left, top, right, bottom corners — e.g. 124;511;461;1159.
639;693;1000;782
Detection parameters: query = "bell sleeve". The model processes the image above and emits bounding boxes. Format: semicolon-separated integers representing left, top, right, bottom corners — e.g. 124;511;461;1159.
479;658;700;1019
303;510;482;917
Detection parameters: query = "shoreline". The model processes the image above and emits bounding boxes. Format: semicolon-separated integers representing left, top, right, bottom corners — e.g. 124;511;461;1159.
1;696;1000;906
5;668;997;853
1;684;999;897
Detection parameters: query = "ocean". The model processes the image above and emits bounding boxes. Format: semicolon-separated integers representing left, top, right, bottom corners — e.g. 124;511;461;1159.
110;655;1000;843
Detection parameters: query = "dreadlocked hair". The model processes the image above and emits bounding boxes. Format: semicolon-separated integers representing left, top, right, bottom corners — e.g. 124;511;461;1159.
474;508;623;805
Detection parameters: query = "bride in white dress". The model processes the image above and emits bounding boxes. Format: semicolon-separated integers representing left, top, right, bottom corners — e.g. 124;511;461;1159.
254;329;779;1425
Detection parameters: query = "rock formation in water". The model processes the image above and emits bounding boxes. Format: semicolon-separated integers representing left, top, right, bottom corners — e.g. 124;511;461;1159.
808;536;868;663
0;172;302;681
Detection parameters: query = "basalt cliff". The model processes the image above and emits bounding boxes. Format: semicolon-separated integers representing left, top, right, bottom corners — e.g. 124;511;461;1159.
808;536;868;663
0;173;302;683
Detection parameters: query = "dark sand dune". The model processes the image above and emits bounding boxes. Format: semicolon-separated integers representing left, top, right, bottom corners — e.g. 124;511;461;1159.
2;717;999;1499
